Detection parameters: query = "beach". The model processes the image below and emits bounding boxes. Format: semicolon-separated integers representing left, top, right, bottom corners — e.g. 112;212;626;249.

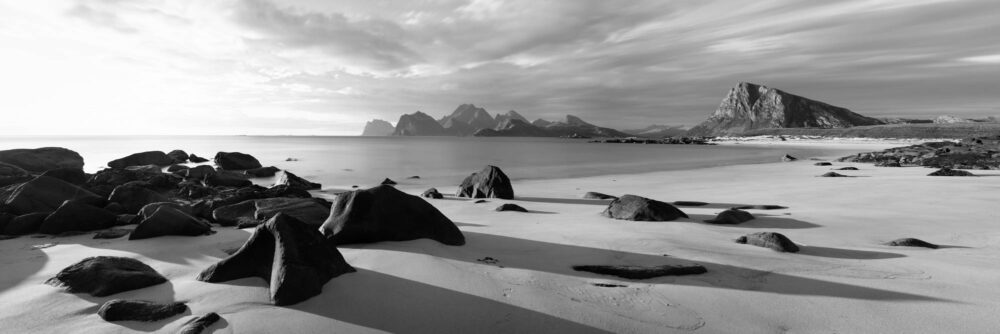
2;139;998;333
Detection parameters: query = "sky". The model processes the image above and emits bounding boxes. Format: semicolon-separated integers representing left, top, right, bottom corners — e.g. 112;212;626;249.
0;0;998;135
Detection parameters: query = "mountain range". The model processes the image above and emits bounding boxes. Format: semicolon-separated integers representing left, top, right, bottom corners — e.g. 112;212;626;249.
381;104;630;138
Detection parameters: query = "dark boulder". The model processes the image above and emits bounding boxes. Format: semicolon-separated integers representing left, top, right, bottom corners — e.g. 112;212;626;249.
836;167;859;171
781;154;798;162
602;195;688;221
814;162;832;166
167;164;189;173
40;167;87;185
179;313;221;334
187;154;209;163
214;152;262;170
927;168;975;176
115;214;137;226
137;202;192;220
421;188;443;199
4;212;50;235
130;206;212;240
197;214;355;306
0;147;84;172
0;212;13;234
875;161;902;167
572;264;707;279
735;232;799;252
321;185;465;246
885;238;939;249
244;166;280;178
4;176;102;214
108;151;173;169
98;300;187;322
495;203;528;212
45;256;168;296
213;198;329;228
211;200;258;227
39;200;117;234
0;162;32;187
204;170;252;188
261;184;312;199
108;183;169;214
125;165;163;174
167;150;189;163
274;171;320;190
583;192;617;200
820;172;849;177
704;208;755;224
179;165;216;179
381;178;397;185
456;165;514;199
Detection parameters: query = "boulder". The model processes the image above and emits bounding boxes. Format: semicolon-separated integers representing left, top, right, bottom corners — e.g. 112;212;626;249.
820;172;849;177
179;165;216;179
0;162;32;187
781;154;798;162
244;166;280;178
108;183;169;214
137;202;192;220
456;165;514;199
197;214;355;306
98;300;187;322
814;162;832;166
381;178;397;185
0;147;84;172
204;170;252;188
3;176;102;215
115;214;137;226
572;264;707;279
45;256;168;296
0;212;13;234
927;168;975;176
836;167;859;170
130;206;212;240
495;203;528;212
421;188;443;199
602;195;688;221
39;200;117;234
211;200;258;227
166;150;189;163
704;208;755;224
188;154;209;163
321;185;465;246
4;212;50;235
40;167;87;185
179;313;221;334
274;171;320;191
885;238;939;249
213;198;329;228
213;152;262;170
166;164;189;173
583;191;617;200
261;184;312;199
735;232;799;252
125;165;163;174
108;151;173;169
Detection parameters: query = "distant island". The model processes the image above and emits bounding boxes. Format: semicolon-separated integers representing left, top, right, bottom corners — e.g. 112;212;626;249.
363;82;999;139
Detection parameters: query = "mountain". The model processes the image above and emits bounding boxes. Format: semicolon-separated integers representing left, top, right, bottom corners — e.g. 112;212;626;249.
687;82;884;136
441;117;476;136
361;119;395;136
476;115;630;138
494;110;528;125
439;104;497;131
392;111;449;136
532;119;552;127
622;125;688;138
474;119;550;137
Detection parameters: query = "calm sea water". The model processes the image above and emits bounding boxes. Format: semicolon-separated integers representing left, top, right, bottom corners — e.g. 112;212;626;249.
0;136;867;191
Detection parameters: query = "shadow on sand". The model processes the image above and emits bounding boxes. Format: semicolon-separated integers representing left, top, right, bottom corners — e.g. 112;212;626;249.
0;238;49;294
685;214;822;229
797;246;906;260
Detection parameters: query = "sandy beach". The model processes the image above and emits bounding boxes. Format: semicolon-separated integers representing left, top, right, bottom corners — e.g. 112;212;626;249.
1;140;998;333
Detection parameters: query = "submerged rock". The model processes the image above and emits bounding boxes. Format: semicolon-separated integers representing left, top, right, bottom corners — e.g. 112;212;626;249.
735;232;799;252
213;152;262;170
274;171;321;190
179;313;221;334
46;256;168;296
178;165;216;179
885;238;939;249
495;203;528;212
582;192;617;200
602;195;688;221
820;172;849;177
704;208;754;225
927;168;975;176
456;165;514;199
108;151;173;169
197;214;355;306
421;188;443;199
98;300;187;322
321;185;465;246
572;264;707;279
244;166;280;178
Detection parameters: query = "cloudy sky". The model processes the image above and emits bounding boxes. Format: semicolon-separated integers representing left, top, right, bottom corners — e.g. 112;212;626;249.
1;0;997;135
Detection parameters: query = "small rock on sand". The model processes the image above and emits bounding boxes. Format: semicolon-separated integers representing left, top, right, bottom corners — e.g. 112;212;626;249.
603;195;688;221
885;238;939;249
582;192;617;200
735;232;799;253
820;172;849;177
814;162;832;166
179;313;222;334
704;208;755;224
836;167;859;170
98;300;187;322
782;154;798;162
421;188;443;199
927;168;975;176
495;203;528;212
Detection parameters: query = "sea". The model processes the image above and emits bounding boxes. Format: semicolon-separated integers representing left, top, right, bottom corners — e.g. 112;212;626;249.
0;136;871;191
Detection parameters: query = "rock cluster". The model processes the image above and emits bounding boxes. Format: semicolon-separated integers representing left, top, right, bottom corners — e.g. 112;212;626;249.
838;137;1000;170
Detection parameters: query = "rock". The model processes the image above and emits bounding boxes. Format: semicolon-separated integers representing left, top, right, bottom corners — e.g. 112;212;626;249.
39;200;117;234
211;200;258;227
704;208;755;224
130;206;212;240
108;183;169;214
875;161;902;167
179;165;216;179
166;150;189;163
253;198;330;227
0;212;13;233
45;256;168;296
672;201;709;207
381;178;397;185
0;147;84;173
179;313;221;334
732;205;788;210
4;212;49;235
836;167;859;170
820;172;849;177
115;214;137;226
781;154;798;162
166;164;189;173
927;168;975;176
274;171;320;190
361;119;395;136
392;111;449;136
197;214;355;306
473;199;487;203
407;175;420;179
94;228;132;239
572;264;707;279
602;195;688;221
244;166;280;177
814;162;832;166
3;176;102;215
108;151;173;169
213;152;262;170
735;232;799;252
421;188;443;199
86;168;166;197
495;203;528;212
188;154;209;163
582;192;617;200
261;184;312;199
137;202;192;220
40;167;87;185
285;158;299;162
98;300;187;322
686;82;883;136
885;238;939;249
321;185;465;246
0;162;32;187
204;170;252;187
456;165;514;199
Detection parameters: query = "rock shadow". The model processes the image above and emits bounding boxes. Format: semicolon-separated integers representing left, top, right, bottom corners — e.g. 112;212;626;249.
74;281;186;332
797;246;906;260
513;196;613;206
685;214;822;229
0;242;48;294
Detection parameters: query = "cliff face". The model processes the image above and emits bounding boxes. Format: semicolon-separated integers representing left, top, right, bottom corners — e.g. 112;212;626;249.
687;82;883;136
361;119;395;136
439;104;497;131
494;110;528;126
392;111;448;136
